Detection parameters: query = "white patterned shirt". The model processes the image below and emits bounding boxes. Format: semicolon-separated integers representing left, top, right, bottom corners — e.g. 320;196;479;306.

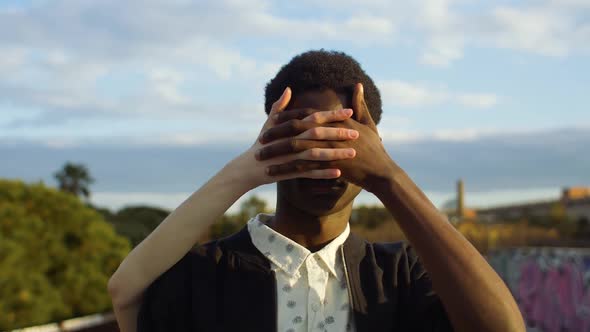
247;213;356;332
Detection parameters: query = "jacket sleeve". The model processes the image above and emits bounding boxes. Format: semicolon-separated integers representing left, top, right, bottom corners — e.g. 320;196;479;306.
402;244;454;332
136;253;194;332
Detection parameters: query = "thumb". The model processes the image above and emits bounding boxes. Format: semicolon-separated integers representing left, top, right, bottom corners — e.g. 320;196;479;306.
352;83;377;131
270;87;291;115
261;87;291;132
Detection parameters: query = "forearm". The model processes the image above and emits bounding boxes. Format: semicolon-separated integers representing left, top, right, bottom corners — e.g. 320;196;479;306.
108;155;252;321
373;167;525;332
112;303;140;332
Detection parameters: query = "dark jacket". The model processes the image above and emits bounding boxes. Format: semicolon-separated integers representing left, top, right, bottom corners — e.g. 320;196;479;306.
137;226;454;332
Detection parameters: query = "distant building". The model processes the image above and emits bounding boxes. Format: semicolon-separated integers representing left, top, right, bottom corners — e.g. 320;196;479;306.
475;186;590;223
443;179;478;223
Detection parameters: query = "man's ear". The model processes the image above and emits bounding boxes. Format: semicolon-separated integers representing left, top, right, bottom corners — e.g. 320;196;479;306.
352;83;377;131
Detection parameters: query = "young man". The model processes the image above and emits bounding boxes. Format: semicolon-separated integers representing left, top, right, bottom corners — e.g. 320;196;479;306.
108;50;525;332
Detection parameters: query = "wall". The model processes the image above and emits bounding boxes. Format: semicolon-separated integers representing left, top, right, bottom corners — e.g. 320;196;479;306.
488;248;590;332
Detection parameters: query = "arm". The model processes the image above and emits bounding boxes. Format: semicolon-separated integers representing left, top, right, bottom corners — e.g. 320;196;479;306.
256;83;526;332
107;88;360;331
353;84;525;332
108;159;252;331
372;168;525;332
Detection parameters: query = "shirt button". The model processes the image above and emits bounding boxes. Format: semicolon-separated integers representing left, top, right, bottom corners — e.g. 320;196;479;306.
311;302;320;312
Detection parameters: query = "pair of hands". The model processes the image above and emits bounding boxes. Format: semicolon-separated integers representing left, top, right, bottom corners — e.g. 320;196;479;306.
239;83;396;193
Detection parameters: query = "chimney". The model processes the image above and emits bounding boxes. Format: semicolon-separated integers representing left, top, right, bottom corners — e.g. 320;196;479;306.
457;179;464;219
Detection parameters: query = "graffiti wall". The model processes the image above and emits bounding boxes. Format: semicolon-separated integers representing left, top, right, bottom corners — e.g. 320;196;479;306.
488;248;590;332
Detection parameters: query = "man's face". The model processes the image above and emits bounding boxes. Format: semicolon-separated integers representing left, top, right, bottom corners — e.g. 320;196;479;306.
276;88;363;216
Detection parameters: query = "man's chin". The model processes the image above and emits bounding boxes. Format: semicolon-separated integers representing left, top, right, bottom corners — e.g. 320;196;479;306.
288;192;348;216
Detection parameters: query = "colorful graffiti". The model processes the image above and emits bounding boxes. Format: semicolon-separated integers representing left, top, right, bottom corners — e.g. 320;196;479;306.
488;248;590;332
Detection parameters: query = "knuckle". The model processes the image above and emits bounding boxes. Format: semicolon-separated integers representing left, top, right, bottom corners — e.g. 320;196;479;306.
309;148;321;159
309;127;322;139
262;130;273;141
288;138;299;151
309;112;322;123
275;112;286;123
300;108;314;119
290;119;304;132
303;108;315;117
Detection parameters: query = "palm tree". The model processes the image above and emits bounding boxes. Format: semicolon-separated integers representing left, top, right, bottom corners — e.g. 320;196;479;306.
54;162;95;199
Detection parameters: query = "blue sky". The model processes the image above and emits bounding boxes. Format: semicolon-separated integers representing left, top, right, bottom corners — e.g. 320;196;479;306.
1;0;589;212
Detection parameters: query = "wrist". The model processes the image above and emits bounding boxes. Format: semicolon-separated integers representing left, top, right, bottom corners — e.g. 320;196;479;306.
366;161;404;198
222;151;259;194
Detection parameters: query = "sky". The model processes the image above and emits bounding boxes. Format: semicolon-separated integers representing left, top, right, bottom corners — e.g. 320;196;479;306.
1;0;589;213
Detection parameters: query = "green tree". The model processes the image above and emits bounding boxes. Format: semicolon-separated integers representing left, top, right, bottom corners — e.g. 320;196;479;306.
235;195;269;224
209;195;269;240
54;162;95;200
107;206;170;247
0;179;130;330
351;205;390;229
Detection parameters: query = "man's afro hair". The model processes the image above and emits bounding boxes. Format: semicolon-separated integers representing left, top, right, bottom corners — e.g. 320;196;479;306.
264;50;382;125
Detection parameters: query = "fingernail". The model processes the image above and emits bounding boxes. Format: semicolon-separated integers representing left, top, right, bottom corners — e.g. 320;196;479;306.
348;130;359;138
347;149;356;157
342;109;353;116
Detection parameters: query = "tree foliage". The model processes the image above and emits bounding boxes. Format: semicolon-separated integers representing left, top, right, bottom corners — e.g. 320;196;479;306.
104;206;170;247
54;162;94;199
350;205;392;229
0;179;130;330
209;195;269;240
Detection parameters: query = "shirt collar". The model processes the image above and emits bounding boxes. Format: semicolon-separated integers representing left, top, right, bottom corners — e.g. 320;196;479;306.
247;213;350;280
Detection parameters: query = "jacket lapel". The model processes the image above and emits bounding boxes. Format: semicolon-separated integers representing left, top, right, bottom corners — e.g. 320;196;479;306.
217;227;278;332
343;234;396;332
343;232;370;331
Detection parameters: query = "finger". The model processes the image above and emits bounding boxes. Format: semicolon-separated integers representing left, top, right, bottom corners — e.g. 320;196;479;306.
261;120;359;144
296;127;359;141
261;109;354;144
271;87;291;114
274;108;353;125
260;119;313;144
297;147;356;161
352;83;377;131
302;108;353;124
273;168;341;180
262;87;291;132
266;160;336;177
255;139;338;161
273;108;316;124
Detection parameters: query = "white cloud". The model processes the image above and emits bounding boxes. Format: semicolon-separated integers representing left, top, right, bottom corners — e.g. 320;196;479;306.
488;7;572;56
378;80;499;109
0;47;27;72
456;93;498;109
420;0;590;65
416;0;465;67
0;0;586;138
0;0;397;129
309;0;590;66
148;68;189;105
379;127;497;143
